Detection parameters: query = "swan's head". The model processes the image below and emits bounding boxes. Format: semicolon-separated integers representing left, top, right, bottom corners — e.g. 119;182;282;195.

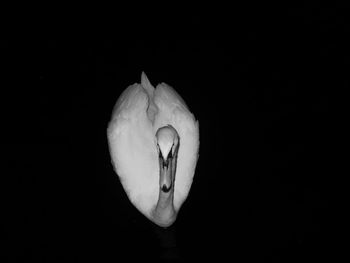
152;125;180;227
156;125;179;192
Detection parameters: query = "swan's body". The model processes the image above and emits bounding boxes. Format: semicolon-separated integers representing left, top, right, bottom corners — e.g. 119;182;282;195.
107;72;199;227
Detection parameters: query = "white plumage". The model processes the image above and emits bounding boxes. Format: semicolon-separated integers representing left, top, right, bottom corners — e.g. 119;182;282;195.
107;72;199;227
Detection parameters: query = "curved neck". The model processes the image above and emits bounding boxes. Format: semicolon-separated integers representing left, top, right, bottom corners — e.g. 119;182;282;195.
157;185;174;210
153;186;175;227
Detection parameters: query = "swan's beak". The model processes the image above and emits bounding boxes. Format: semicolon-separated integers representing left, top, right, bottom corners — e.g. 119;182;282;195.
158;141;179;193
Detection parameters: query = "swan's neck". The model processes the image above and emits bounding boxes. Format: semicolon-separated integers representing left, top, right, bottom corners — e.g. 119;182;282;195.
157;186;174;211
153;187;175;226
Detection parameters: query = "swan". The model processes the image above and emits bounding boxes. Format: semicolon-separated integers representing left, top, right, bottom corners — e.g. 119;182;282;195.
107;72;199;227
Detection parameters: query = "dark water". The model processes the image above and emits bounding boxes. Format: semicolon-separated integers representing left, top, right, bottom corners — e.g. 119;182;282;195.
4;7;344;262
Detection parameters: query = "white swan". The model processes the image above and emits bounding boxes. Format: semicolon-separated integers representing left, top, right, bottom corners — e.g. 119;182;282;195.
107;72;199;227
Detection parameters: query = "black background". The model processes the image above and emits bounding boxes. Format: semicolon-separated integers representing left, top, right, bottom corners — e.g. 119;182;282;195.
4;5;347;262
